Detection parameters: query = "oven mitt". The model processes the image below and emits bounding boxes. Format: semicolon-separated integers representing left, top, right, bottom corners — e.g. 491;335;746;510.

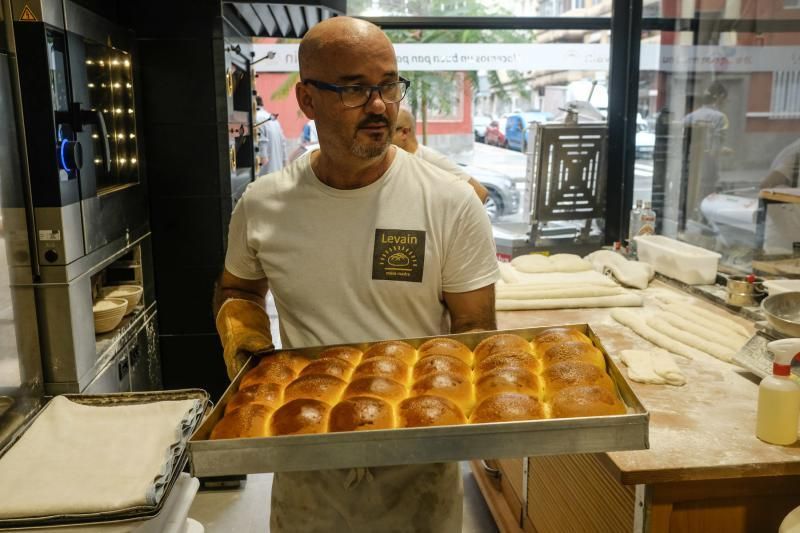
216;298;274;380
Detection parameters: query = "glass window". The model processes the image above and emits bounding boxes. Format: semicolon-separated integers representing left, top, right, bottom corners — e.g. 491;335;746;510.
347;0;609;17
254;30;613;255
637;29;800;270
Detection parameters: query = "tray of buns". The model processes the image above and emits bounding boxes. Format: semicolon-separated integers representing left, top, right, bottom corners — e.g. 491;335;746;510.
188;325;649;476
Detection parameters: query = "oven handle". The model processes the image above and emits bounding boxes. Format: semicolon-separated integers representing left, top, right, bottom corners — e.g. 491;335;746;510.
80;109;111;173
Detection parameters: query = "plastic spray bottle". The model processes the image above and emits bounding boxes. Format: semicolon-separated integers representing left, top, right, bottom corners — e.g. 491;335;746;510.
756;338;800;445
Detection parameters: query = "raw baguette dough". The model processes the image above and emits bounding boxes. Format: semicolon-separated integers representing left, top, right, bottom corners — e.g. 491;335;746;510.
498;262;523;284
611;309;706;360
496;293;642;311
496;286;624;300
509;270;620;287
651;351;687;386
646;317;734;362
510;253;592;274
658;311;745;352
672;304;750;337
663;304;749;340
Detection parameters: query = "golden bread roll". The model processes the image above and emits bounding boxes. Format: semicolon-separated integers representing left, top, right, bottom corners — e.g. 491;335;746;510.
475;367;540;402
550;385;626;418
318;346;363;366
329;396;394;432
542;361;615;399
470;393;545;424
473;334;533;364
225;383;282;415
284;374;347;404
270;399;330;436
411;372;474;413
398;395;466;428
533;327;592;355
417;337;473;365
413;355;472;381
271;352;312;373
352;356;410;385
240;359;296;389
542;342;605;370
299;357;354;381
362;340;417;366
474;351;539;377
211;403;272;439
343;376;408;405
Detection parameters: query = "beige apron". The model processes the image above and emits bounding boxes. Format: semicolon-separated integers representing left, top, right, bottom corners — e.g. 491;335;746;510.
270;463;462;532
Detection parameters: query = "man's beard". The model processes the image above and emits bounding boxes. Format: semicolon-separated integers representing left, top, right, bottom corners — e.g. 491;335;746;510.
350;134;390;158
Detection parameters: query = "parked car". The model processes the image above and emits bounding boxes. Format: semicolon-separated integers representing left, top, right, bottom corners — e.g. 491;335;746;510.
459;163;520;220
473;115;493;142
635;113;655;158
484;118;507;147
505;111;554;152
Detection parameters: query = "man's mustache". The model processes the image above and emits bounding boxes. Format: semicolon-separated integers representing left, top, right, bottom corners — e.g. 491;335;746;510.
357;116;389;128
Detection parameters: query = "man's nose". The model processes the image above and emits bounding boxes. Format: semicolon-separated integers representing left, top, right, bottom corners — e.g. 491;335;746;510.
365;88;387;113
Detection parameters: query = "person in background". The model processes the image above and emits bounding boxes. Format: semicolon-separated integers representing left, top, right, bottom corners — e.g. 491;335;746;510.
213;16;498;533
682;81;731;198
392;109;489;204
255;95;287;175
301;119;318;145
761;138;800;189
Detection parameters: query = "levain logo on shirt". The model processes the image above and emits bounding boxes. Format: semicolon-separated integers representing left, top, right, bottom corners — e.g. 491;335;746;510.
372;229;426;283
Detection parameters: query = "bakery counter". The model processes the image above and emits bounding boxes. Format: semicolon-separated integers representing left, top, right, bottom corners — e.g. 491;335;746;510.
474;280;800;532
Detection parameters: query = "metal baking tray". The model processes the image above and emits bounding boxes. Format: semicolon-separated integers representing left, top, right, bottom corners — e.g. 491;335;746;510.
188;325;649;477
0;389;208;530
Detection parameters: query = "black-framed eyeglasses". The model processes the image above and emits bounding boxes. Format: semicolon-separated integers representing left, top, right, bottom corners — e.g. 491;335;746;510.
302;77;410;108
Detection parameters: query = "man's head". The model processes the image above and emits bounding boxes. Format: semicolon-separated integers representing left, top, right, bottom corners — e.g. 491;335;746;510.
392;108;417;151
295;17;404;161
703;81;727;107
255;95;265;108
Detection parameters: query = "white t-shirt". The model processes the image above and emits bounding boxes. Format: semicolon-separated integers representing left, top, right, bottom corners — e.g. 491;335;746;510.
413;144;471;182
225;148;499;349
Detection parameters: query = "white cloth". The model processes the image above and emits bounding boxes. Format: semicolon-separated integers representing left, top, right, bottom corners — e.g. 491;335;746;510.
413;144;471;182
226;147;500;349
584;250;654;290
0;397;201;519
621;349;686;386
225;146;499;533
510;253;592;273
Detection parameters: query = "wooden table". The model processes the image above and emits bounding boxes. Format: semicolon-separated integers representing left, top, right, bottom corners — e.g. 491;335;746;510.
473;282;800;533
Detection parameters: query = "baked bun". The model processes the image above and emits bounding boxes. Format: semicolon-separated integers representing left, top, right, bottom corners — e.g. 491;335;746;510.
411;372;474;413
542;342;605;370
211;403;272;439
343;376;408;405
352;356;409;385
284;374;347;404
474;351;539;378
533;327;591;354
550;385;626;418
270;399;330;436
299;357;354;381
225;383;282;415
329;396;394;432
240;359;296;389
542;361;615;399
363;340;417;366
475;367;539;402
470;393;544;424
271;352;311;373
473;334;533;364
318;346;363;366
417;338;473;365
398;395;466;428
413;355;471;381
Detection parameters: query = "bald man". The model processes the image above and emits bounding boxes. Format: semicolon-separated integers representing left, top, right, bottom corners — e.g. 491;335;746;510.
213;16;499;533
393;109;489;203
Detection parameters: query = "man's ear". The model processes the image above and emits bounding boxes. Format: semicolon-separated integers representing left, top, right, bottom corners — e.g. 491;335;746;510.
295;82;315;119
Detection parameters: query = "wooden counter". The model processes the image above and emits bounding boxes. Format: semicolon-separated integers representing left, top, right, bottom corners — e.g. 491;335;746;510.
474;281;800;532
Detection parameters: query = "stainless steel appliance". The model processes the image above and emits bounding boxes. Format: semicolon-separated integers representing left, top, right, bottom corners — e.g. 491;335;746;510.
5;0;159;394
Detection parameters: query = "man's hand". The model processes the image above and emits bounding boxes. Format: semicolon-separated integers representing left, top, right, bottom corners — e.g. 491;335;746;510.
443;284;496;334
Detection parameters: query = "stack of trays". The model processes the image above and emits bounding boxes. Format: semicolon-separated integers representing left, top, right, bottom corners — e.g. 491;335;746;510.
92;298;128;334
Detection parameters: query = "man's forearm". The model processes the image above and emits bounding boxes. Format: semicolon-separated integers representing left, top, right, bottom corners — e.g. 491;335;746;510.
212;274;268;316
450;313;497;334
